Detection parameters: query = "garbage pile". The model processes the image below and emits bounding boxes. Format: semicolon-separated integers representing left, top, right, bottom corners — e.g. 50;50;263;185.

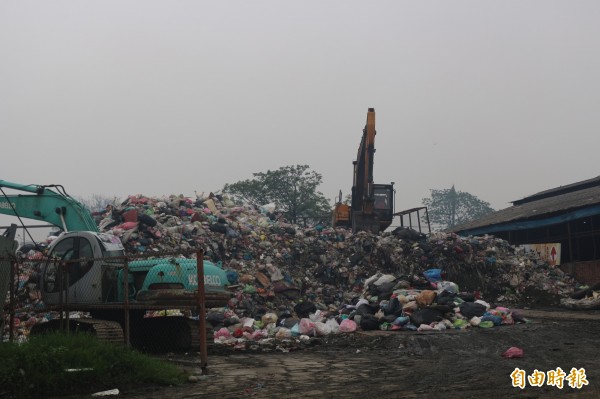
94;193;576;307
560;282;600;310
208;273;532;351
93;193;577;347
3;192;579;345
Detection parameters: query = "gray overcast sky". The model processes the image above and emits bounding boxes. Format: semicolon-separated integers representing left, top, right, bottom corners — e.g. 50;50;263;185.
2;0;599;215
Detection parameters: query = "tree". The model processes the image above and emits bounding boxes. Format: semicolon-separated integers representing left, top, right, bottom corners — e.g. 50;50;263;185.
76;194;120;214
422;186;494;230
223;165;331;225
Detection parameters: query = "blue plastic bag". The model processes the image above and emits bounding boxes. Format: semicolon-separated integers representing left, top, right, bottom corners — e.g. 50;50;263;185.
424;268;442;283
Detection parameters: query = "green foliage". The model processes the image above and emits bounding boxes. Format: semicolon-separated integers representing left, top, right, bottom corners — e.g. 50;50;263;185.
0;333;186;398
422;186;494;230
223;165;331;224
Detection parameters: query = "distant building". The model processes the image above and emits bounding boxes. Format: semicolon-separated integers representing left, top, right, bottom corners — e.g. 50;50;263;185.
453;176;600;284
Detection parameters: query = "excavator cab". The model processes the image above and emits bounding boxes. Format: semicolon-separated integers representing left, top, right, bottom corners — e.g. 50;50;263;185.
372;184;394;224
351;183;394;234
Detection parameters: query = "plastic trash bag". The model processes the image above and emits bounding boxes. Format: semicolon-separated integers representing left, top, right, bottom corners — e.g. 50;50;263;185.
275;327;292;339
453;319;468;329
214;327;232;339
459;302;487;319
479;320;494;328
436;281;459;294
417;324;434;331
339;319;357;333
475;299;491;311
326;318;340;334
291;323;300;336
298;318;316;336
314;321;332;336
502;347;524;358
481;315;502;326
424;269;442;283
262;313;278;325
373;274;396;286
416;290;437;307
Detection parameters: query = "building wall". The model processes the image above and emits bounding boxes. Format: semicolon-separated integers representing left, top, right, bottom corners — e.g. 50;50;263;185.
560;260;600;285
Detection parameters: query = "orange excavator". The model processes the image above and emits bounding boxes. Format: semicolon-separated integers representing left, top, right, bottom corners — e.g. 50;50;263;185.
332;108;395;233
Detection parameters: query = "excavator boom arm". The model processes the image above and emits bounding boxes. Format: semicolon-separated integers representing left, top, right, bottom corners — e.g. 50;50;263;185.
352;108;376;214
0;179;98;232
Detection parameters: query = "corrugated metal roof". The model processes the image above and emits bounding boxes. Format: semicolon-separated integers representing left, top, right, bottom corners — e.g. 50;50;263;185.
453;184;600;233
512;175;600;206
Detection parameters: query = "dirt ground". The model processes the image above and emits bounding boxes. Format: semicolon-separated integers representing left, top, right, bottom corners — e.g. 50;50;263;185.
114;310;600;399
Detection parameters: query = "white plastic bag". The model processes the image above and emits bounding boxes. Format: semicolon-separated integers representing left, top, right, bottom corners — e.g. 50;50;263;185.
326;318;340;334
314;321;332;336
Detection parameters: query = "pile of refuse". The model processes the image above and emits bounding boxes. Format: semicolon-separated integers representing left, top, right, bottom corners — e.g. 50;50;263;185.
94;193;576;306
4;192;580;344
94;193;578;345
207;275;532;351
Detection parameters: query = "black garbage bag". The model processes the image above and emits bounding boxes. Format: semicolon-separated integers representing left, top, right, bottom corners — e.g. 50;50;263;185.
458;292;476;302
373;281;396;300
206;312;225;327
392;227;426;241
459;302;487;319
254;307;267;320
384;297;403;316
427;304;454;315
360;315;381;331
138;213;157;227
410;308;443;326
223;317;239;327
209;223;227;234
570;282;600;300
294;301;317;318
357;303;379;316
435;290;458;306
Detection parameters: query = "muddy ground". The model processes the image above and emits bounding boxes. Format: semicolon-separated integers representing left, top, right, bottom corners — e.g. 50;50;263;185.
112;310;600;399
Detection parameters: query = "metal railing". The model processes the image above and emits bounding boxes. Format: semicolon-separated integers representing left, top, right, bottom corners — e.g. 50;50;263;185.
1;248;216;365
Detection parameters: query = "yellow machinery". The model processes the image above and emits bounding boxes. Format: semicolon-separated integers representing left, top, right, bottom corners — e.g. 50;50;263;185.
333;108;394;233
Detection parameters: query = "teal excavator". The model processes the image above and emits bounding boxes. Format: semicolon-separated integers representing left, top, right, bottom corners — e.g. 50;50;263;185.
0;179;231;350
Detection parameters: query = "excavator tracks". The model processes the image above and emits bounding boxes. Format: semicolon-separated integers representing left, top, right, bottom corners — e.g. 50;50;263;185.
30;318;125;345
31;313;213;353
130;315;212;352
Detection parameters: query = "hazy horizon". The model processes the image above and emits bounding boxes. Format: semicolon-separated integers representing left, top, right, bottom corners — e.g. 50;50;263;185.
2;1;599;227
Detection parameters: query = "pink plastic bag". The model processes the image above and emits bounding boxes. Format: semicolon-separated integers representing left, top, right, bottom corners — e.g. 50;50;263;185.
119;222;138;230
298;318;316;336
502;347;524;358
214;327;232;339
339;319;357;333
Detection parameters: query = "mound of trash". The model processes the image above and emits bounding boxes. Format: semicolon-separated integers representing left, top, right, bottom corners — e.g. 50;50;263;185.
5;192;580;344
94;193;576;308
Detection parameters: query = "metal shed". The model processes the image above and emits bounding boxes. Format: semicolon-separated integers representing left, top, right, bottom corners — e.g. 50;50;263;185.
453;175;600;284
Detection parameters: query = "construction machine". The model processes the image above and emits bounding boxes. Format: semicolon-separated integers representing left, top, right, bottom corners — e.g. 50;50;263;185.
332;108;395;233
0;179;231;350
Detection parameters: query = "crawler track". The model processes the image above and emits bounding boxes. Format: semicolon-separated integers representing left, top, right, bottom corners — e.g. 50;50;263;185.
30;318;124;345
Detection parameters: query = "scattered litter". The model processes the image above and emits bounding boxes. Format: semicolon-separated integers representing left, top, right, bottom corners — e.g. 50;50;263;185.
502;347;524;358
91;388;120;397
